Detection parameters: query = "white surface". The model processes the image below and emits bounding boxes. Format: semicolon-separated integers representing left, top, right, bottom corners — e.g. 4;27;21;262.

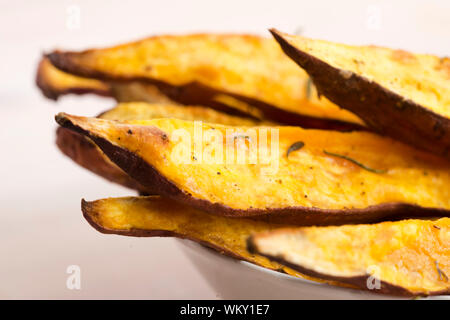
0;0;448;299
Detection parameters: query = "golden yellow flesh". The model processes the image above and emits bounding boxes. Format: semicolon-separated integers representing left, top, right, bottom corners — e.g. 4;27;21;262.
250;218;450;295
57;114;450;212
82;196;313;280
275;32;450;118
36;57;110;98
49;34;363;124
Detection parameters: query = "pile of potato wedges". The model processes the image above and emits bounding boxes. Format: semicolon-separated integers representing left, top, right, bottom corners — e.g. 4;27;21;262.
37;29;449;297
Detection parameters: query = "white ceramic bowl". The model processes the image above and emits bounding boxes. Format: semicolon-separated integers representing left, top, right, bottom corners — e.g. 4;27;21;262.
178;240;449;300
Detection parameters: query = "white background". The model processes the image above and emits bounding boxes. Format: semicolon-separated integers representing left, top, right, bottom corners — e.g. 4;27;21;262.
0;0;449;299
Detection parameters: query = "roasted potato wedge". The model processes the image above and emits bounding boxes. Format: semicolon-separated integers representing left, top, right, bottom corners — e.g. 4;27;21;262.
56;113;450;225
270;29;450;158
248;218;450;296
47;33;364;130
57;102;262;192
82;195;358;289
36;57;111;100
56;127;150;193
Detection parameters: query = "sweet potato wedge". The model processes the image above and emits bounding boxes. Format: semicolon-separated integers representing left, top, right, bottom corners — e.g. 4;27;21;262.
57;102;262;192
82;195;357;288
36;57;111;100
270;29;450;158
47;33;365;130
56;127;150;193
248;218;450;296
56;113;450;225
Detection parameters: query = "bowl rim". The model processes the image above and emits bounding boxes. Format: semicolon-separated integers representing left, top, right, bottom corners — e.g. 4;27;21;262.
177;239;450;300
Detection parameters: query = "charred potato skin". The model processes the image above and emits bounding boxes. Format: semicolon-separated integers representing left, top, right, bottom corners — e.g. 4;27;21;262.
56;114;450;226
270;29;450;158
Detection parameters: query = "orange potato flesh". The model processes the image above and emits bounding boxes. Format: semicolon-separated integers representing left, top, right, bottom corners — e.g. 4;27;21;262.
47;33;364;126
248;218;450;296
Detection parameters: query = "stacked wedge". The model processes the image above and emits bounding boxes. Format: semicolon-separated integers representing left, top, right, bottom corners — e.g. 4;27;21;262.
37;30;449;297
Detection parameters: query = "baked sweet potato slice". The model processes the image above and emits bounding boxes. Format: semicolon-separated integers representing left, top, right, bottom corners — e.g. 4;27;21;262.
57;102;261;192
82;195;357;288
47;33;365;130
56;113;450;225
56;127;150;193
270;29;450;158
36;57;111;100
248;218;450;296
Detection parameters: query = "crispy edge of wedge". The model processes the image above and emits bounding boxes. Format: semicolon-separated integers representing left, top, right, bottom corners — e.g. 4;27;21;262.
36;57;111;100
247;218;450;297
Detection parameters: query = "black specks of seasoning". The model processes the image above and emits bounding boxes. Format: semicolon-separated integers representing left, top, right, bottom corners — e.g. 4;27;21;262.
435;261;448;282
287;141;305;158
127;129;133;135
309;166;313;170
304;194;308;198
433;225;441;230
192;155;197;161
117;137;121;141
161;133;168;141
217;172;221;175
361;191;366;196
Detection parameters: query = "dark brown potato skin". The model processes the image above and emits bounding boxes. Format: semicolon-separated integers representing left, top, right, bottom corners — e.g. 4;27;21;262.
270;29;450;159
56;114;450;226
246;236;450;297
56;127;151;193
47;51;364;131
